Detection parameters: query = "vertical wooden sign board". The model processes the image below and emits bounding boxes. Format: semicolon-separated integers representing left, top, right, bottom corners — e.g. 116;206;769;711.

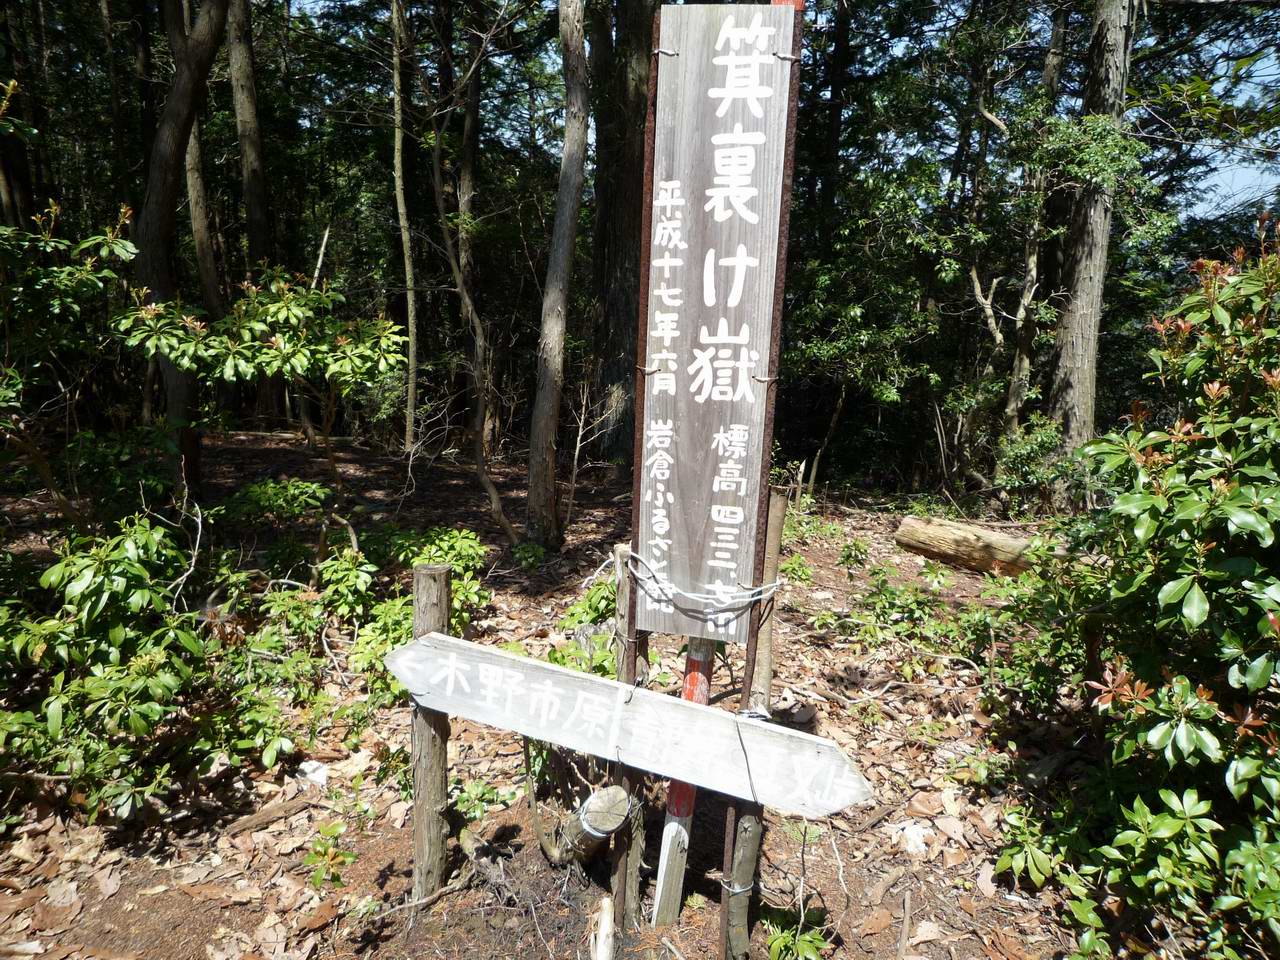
631;2;802;930
633;4;798;644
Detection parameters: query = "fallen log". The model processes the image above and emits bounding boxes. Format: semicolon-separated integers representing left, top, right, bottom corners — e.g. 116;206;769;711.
894;515;1038;575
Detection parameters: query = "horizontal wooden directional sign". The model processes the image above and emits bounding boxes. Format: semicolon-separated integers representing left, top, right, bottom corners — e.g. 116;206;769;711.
387;633;872;819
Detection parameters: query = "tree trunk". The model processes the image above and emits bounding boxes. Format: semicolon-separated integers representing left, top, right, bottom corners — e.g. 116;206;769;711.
391;0;418;452
185;116;226;318
182;0;224;319
458;65;496;457
1003;3;1068;436
133;0;230;495
227;0;271;270
100;0;127;196
1048;0;1136;452
807;382;847;497
130;0;157;195
588;0;653;460
425;32;520;545
527;0;588;548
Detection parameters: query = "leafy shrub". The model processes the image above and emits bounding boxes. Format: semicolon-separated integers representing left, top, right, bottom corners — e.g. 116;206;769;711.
450;777;518;821
547;631;617;679
63;428;173;516
349;573;489;702
449;572;490;630
0;517;297;819
760;907;830;960
363;524;487;576
349;595;412;705
994;413;1063;515
992;250;1280;957
317;548;376;622
116;268;405;419
838;537;870;569
223;477;332;525
560;576;616;630
779;554;813;584
513;542;545;570
263;535;313;578
782;495;841;545
304;822;357;887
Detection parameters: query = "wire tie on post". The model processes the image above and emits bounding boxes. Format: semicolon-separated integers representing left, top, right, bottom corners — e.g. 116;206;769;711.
637;364;660;375
654;47;679;57
627;552;780;609
720;878;756;895
773;51;799;62
751;375;779;384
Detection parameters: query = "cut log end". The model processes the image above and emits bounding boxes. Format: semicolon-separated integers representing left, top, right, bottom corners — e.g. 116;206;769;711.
582;784;630;836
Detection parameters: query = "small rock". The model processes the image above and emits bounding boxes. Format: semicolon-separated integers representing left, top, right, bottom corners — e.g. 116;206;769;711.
298;760;329;788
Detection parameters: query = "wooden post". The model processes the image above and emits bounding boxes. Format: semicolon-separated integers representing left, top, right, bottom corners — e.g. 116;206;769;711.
651;634;716;927
722;488;788;959
610;543;645;928
749;487;788;715
412;563;452;902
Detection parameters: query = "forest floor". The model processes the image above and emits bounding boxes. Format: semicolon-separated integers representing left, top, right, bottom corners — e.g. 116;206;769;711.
1;434;1076;960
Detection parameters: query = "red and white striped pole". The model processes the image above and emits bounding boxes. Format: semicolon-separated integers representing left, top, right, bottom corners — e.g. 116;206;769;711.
651;634;716;926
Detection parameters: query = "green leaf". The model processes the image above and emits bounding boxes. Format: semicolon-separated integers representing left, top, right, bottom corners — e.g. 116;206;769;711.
1182;581;1209;627
1158;576;1193;608
1195;727;1222;761
1147;721;1174;750
1226;756;1262;800
1149;814;1183;838
1068;898;1103;929
1174;721;1195;758
1172;498;1208;522
1244;653;1273;693
66;567;94;599
1223;505;1274;546
1114;493;1157;516
46;697;63;738
1133;512;1157;542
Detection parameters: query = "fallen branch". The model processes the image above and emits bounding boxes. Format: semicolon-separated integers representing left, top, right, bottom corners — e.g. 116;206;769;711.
226;795;313;836
376;868;475;918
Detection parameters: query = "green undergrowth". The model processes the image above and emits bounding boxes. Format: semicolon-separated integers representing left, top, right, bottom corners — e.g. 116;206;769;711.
809;251;1280;959
0;474;494;824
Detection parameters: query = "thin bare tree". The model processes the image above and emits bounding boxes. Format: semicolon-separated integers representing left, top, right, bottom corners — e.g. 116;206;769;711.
527;0;589;548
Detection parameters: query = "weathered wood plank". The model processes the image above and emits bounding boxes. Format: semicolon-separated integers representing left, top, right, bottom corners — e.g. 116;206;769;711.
386;632;871;819
634;5;797;644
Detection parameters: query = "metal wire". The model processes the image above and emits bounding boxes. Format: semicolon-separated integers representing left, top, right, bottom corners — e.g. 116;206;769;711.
626;550;781;609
